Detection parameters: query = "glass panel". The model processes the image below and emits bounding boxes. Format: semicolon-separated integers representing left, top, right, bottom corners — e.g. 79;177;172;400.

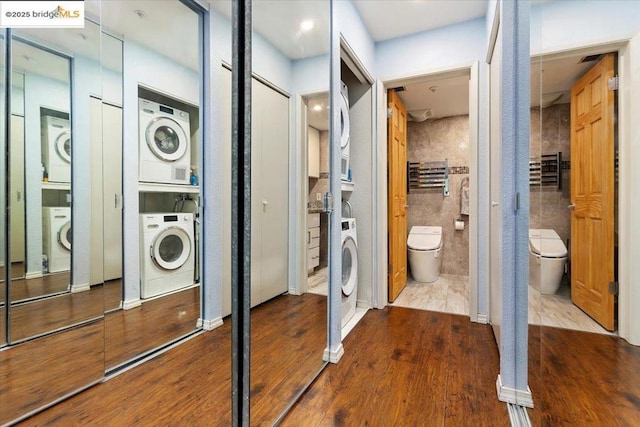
0;29;6;347
8;19;104;342
342;246;352;287
249;0;330;423
101;0;203;374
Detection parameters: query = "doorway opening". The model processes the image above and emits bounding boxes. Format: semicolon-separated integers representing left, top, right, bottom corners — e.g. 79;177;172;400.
529;50;618;335
386;69;473;318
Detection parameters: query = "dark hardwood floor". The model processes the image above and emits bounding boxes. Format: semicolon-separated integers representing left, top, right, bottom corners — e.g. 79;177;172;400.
17;293;327;426
10;271;70;302
528;324;640;425
282;307;509;426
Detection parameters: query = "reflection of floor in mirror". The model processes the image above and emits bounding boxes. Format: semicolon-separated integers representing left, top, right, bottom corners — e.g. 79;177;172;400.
10;271;70;302
0;261;27;281
390;274;469;316
528;280;613;335
103;279;123;312
23;293;327;426
307;266;328;296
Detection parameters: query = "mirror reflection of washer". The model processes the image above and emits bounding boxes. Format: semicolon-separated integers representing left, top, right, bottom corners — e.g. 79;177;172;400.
41;116;71;183
42;207;71;273
341;217;358;327
140;213;195;299
138;98;191;185
339;81;350;181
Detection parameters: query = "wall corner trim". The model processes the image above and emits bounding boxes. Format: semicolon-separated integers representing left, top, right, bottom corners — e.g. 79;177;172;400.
496;374;534;408
323;344;345;364
198;317;224;331
122;298;142;310
475;313;489;324
70;283;91;293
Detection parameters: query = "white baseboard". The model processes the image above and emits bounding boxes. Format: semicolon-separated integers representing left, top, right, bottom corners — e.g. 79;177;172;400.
288;287;303;296
323;344;344;364
122;298;142;310
197;317;223;331
70;284;90;293
476;313;489;324
25;271;44;280
496;374;534;408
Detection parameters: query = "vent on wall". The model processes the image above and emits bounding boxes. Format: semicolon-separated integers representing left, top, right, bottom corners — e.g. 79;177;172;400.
391;86;406;92
579;54;602;63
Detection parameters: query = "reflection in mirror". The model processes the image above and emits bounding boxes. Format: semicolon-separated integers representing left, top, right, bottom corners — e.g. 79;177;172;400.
8;21;105;343
0;29;5;347
250;1;329;423
99;0;203;372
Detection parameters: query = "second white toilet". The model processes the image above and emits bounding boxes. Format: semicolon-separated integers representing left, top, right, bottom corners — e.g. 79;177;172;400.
528;229;568;294
407;226;443;283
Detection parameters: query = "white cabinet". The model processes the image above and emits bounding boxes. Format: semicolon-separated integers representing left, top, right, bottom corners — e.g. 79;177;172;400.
308;126;320;178
250;78;290;307
307;213;320;272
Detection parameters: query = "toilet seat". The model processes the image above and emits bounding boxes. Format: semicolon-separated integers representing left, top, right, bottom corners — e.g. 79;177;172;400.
529;228;567;258
407;226;442;251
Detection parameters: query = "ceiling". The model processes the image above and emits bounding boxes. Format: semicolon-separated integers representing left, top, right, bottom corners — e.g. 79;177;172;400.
394;74;470;121
353;0;488;42
306;93;329;131
530;55;598;108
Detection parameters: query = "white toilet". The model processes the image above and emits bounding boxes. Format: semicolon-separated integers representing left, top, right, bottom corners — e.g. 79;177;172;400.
407;226;443;283
528;229;568;294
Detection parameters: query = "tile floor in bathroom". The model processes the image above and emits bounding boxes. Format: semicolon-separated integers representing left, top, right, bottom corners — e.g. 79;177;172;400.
307;267;613;336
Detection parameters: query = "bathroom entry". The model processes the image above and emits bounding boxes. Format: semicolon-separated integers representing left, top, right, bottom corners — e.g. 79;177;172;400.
529;51;618;333
386;71;472;316
569;54;616;330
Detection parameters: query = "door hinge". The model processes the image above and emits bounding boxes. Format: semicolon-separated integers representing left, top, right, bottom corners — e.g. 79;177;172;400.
608;76;619;91
387;108;393;118
609;281;619;295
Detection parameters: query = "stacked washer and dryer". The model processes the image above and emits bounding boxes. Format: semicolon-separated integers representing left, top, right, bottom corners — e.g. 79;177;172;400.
138;98;196;299
339;81;359;327
41;115;72;273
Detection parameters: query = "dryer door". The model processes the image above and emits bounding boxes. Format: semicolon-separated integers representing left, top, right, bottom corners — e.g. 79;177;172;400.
151;226;192;270
339;91;350;149
55;130;71;163
341;236;358;296
58;221;72;252
145;116;189;162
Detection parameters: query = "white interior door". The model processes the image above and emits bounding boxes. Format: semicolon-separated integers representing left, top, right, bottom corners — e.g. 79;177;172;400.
489;30;503;347
102;103;123;281
89;97;104;285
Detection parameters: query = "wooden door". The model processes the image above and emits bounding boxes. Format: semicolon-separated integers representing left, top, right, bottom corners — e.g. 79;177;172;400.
387;89;407;302
570;53;615;331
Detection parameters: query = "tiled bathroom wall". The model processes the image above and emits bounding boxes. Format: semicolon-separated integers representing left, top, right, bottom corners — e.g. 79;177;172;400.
407;115;469;276
309;129;329;268
530;104;571;245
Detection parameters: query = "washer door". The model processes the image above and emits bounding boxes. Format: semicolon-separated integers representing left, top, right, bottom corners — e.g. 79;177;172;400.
341;236;358;296
145;116;188;162
339;92;350;149
58;221;72;252
55;130;71;163
151;226;192;271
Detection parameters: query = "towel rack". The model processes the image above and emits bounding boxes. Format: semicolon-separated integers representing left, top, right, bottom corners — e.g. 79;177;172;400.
408;160;448;191
529;152;562;190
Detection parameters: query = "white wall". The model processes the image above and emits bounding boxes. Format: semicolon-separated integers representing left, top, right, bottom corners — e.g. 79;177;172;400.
530;0;640;55
334;0;375;76
292;54;330;95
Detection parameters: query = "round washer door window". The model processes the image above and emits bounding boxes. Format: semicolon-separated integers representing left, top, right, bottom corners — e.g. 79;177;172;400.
341;236;358;296
55;130;71;163
145;116;188;162
339;92;350;149
58;221;72;251
151;227;191;271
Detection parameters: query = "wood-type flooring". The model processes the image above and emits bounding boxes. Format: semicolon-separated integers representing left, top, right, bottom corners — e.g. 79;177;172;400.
15;292;327;426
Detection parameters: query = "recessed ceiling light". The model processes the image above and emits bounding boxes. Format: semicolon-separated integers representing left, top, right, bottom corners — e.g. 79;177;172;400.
134;9;146;19
300;20;314;32
313;105;322;111
429;86;438;93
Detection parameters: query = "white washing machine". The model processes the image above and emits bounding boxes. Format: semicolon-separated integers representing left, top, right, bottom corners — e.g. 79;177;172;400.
42;207;71;273
341;217;358;327
139;213;195;299
41;116;71;183
339;81;351;181
138;98;191;185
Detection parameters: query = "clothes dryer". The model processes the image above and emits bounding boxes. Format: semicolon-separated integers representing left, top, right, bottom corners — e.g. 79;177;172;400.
42;207;71;273
341;217;358;326
339;81;351;181
139;98;191;185
41;116;71;183
139;213;195;299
